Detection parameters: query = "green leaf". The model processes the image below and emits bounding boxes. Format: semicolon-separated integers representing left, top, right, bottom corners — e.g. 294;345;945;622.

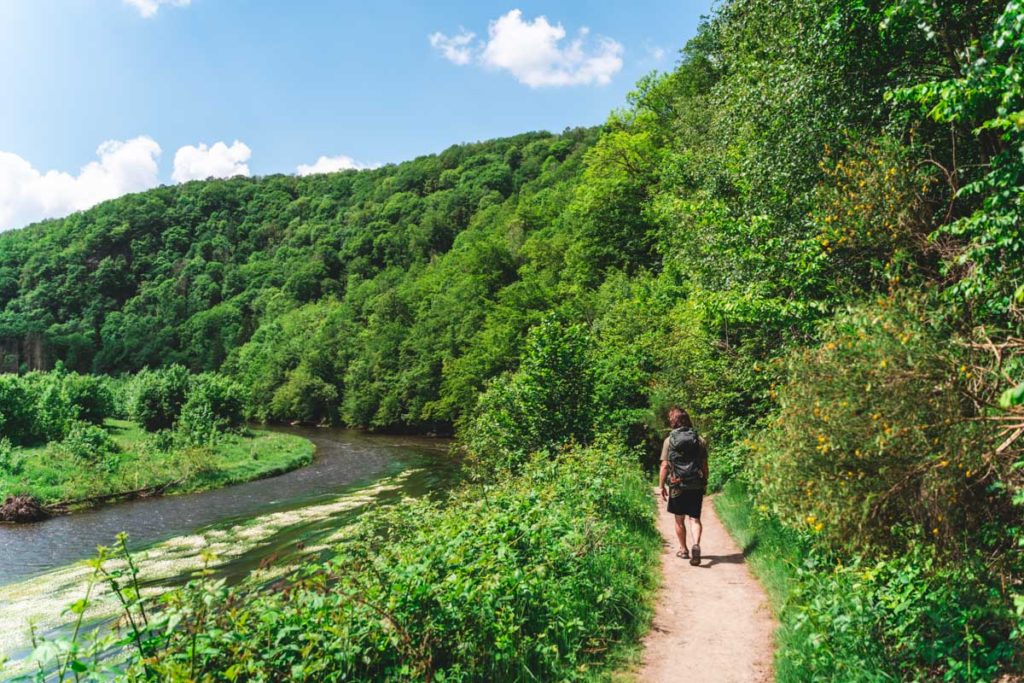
999;382;1024;408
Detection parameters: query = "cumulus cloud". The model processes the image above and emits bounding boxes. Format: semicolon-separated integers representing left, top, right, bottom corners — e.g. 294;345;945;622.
172;140;251;183
0;137;162;231
296;154;375;176
123;0;192;18
429;29;476;65
430;9;623;87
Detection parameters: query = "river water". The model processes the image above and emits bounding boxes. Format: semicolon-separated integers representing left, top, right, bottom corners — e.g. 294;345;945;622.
0;426;457;675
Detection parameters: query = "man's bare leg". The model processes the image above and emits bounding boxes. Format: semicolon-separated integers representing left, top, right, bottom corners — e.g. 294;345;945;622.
674;514;687;552
687;515;703;565
687;516;703;546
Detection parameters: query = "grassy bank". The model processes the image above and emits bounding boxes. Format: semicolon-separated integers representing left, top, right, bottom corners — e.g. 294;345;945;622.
715;479;1020;681
1;418;314;509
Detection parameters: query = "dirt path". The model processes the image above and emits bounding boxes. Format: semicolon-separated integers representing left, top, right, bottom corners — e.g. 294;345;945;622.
635;490;777;682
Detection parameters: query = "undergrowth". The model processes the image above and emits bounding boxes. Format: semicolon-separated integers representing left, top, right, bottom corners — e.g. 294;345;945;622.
18;442;661;682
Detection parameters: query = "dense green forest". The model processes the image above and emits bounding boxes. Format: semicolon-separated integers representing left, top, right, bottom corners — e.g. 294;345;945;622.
5;0;1024;680
0;129;599;431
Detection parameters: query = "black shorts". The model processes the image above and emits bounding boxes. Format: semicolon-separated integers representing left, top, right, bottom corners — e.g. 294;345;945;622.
668;488;704;518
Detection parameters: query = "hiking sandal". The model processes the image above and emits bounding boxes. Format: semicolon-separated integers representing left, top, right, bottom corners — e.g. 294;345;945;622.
689;544;701;566
676;548;690;560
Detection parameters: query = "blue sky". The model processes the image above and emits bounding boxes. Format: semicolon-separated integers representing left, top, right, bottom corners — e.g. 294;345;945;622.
0;1;714;230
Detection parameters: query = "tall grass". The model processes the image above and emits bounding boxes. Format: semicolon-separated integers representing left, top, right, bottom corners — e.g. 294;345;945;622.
715;479;1019;681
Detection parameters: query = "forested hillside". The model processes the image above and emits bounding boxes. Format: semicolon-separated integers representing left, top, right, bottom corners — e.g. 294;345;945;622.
7;0;1024;679
0;129;598;430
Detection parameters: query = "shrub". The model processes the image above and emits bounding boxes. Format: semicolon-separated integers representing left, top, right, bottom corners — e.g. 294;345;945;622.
128;365;191;431
780;545;1018;682
0;374;39;445
30;371;80;441
463;318;595;472
269;366;338;424
174;374;245;446
61;373;114;425
804;138;933;300
0;437;23;476
184;373;245;428
143;429;177;454
176;399;221;448
0;370;116;445
753;297;1001;552
51;422;121;463
106;374;133;419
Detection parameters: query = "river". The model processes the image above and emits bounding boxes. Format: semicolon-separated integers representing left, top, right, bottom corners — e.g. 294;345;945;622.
0;426;457;677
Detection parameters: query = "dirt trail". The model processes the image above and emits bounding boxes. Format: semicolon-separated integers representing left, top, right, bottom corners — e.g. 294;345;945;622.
635;490;777;682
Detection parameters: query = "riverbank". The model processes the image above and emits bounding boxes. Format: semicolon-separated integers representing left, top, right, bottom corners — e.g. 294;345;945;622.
0;419;314;518
0;469;424;679
17;443;662;681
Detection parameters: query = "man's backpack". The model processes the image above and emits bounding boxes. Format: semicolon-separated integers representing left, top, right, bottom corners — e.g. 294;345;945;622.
668;427;706;491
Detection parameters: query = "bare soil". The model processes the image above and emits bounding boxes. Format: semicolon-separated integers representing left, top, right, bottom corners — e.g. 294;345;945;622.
634;489;777;682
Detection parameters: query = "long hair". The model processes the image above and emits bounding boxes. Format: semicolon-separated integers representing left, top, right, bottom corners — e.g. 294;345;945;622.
668;406;692;430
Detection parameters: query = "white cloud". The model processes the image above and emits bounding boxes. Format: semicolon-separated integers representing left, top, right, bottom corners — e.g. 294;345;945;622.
0;137;162;231
430;9;623;87
429;29;476;65
123;0;192;18
296;154;375;176
172;140;251;183
648;45;667;62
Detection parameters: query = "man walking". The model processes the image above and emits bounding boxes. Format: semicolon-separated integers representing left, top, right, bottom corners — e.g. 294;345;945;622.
659;407;708;566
